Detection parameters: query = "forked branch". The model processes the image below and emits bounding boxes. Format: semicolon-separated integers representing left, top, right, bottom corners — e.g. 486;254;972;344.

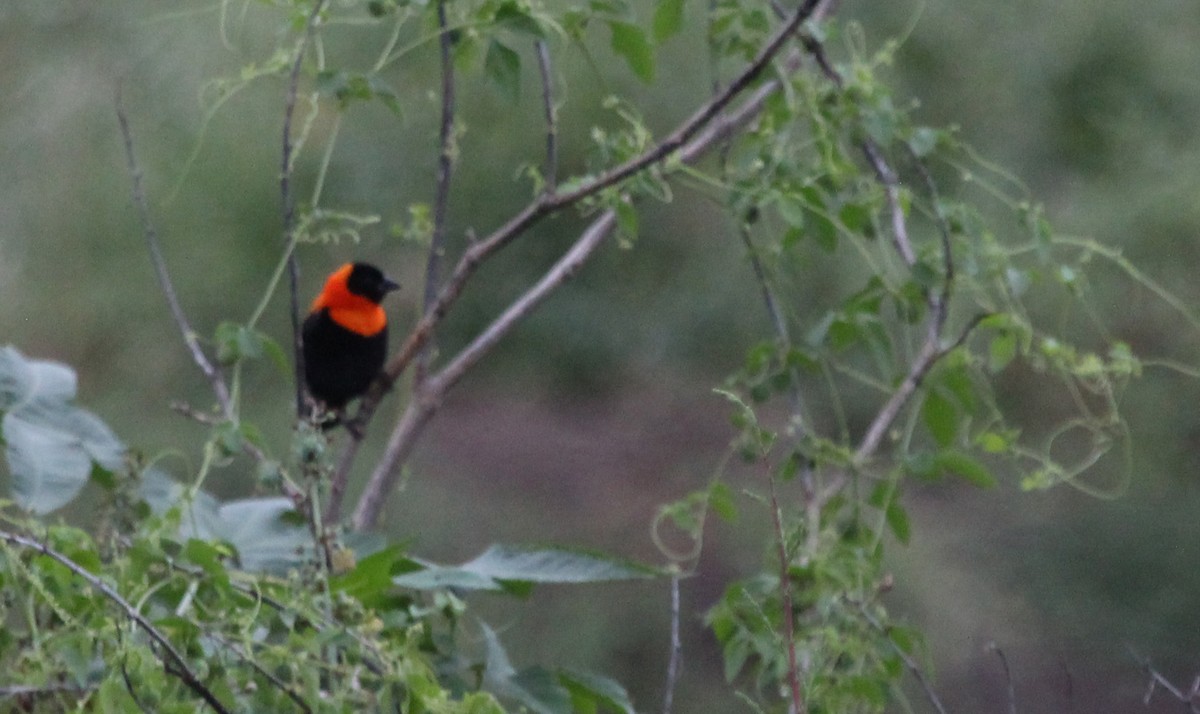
116;90;233;421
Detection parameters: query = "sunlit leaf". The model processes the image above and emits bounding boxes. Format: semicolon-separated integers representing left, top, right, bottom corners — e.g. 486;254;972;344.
608;21;654;83
921;389;957;447
652;0;685;42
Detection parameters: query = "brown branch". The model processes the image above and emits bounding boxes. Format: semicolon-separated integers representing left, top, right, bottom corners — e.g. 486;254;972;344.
351;0;824;428
414;0;456;387
116;89;233;420
281;0;328;417
351;209;618;530
335;4;829;525
1;531;233;714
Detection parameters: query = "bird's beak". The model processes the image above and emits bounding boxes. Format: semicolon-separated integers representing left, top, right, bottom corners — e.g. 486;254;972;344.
382;277;401;293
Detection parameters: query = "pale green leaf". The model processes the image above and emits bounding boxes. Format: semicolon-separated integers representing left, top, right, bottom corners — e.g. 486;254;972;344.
608;21;654;82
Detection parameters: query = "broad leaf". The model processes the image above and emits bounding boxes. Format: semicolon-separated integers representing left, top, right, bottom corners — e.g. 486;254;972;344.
607;21;654;83
395;543;660;592
1;346;123;514
652;0;685;42
485;39;522;103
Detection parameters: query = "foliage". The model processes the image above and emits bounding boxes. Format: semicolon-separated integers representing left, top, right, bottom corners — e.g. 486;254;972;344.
0;0;1186;712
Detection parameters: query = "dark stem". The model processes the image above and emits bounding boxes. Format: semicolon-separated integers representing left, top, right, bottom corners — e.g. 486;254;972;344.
415;0;457;386
535;38;558;192
767;464;806;714
281;0;328;417
1;531;233;714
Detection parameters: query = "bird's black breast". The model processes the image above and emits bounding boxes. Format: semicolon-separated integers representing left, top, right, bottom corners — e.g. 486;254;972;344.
302;309;388;409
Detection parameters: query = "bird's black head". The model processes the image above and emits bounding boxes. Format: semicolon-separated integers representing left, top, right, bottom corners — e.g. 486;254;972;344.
346;262;401;304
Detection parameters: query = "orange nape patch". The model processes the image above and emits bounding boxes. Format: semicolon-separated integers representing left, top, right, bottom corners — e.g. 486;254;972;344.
311;263;388;336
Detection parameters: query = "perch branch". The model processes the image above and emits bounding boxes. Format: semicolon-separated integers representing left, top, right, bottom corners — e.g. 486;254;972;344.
352;0;824;426
351;209;618;530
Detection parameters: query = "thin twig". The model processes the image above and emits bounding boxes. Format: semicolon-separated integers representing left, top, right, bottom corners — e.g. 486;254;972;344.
0;531;232;714
859;605;949;714
987;642;1018;714
1133;649;1200;713
208;633;314;714
535;38;558;192
351;209;618;530
767;464;806;714
116;89;233;420
282;0;328;417
414;0;456;387
661;573;683;714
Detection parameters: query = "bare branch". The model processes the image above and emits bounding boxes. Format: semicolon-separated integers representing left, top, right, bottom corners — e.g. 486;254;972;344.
661;574;683;714
535;38;558;192
414;0;457;387
1133;649;1200;713
116;89;233;420
281;0;328;417
987;642;1018;714
861;140;917;267
351;209;618;530
351;0;825;427
0;530;232;714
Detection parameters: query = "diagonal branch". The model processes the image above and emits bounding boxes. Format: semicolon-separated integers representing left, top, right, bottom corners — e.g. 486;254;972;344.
116;89;234;421
1;530;233;714
350;209;618;530
342;4;835;528
350;0;825;429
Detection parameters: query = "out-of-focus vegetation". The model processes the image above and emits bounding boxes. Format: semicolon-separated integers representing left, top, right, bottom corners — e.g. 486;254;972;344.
2;0;1200;711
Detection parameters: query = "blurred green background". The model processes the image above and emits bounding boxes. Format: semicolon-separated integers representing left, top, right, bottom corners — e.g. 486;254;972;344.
3;1;1200;711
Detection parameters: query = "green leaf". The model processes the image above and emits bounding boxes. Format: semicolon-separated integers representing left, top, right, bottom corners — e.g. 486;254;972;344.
331;544;409;606
935;450;997;488
0;346;123;514
460;544;660;583
214;321;264;365
494;1;547;37
809;209;838;251
395;544;660;593
708;481;738;523
920;389;957;447
485;39;522;103
989;331;1018;372
652;0;685;42
608;21;654;83
559;669;636;714
885;501;910;544
907;126;943;157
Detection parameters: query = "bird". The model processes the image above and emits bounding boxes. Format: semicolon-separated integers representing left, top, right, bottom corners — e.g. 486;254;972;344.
302;262;400;417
